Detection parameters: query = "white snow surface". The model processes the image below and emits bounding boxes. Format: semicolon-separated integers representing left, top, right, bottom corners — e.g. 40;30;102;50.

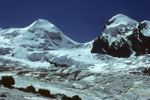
106;14;138;29
140;20;150;37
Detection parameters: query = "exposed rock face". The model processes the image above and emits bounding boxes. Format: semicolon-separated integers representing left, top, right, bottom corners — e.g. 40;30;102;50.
91;36;132;58
26;85;36;93
128;21;150;56
61;95;81;100
38;89;51;97
1;76;15;88
91;14;150;58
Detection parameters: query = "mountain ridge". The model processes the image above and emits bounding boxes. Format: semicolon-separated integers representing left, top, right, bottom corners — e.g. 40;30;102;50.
1;14;150;58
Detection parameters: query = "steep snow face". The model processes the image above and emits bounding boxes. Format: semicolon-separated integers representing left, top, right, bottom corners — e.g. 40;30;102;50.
91;14;150;58
0;19;79;50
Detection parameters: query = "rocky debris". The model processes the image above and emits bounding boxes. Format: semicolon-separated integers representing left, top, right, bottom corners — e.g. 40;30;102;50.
17;87;56;98
2;65;150;99
129;67;150;76
0;93;7;97
46;59;68;67
0;66;10;72
143;67;150;75
17;70;31;75
17;87;29;93
0;76;82;99
1;76;15;88
0;47;11;55
0;87;49;100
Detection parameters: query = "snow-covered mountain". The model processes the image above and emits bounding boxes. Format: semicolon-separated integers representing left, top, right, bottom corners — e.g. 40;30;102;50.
91;14;150;57
1;15;150;100
0;19;83;61
0;19;80;50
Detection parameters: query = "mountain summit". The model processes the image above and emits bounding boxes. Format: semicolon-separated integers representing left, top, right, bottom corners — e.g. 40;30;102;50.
0;19;81;60
91;14;150;58
0;19;79;51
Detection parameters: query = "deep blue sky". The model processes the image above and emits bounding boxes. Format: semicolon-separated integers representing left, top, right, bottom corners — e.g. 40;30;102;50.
0;0;150;43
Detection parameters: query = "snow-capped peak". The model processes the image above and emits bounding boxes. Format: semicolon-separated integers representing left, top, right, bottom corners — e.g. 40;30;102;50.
28;19;55;29
106;14;138;29
110;14;134;21
0;19;80;54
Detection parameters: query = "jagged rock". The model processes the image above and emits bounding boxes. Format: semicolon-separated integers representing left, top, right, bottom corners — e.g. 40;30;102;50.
17;87;29;92
1;76;15;88
91;36;132;58
38;89;50;97
61;95;71;100
143;67;150;75
46;59;68;67
61;95;82;100
38;89;54;98
17;71;30;75
26;85;36;93
72;95;81;100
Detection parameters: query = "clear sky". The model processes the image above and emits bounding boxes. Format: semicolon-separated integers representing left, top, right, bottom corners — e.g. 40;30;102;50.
0;0;150;43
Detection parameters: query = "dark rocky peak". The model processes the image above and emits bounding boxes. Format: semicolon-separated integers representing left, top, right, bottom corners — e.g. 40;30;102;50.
91;14;150;58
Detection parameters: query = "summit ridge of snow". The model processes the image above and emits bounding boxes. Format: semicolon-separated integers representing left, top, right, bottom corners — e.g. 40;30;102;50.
28;19;56;30
105;14;138;29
